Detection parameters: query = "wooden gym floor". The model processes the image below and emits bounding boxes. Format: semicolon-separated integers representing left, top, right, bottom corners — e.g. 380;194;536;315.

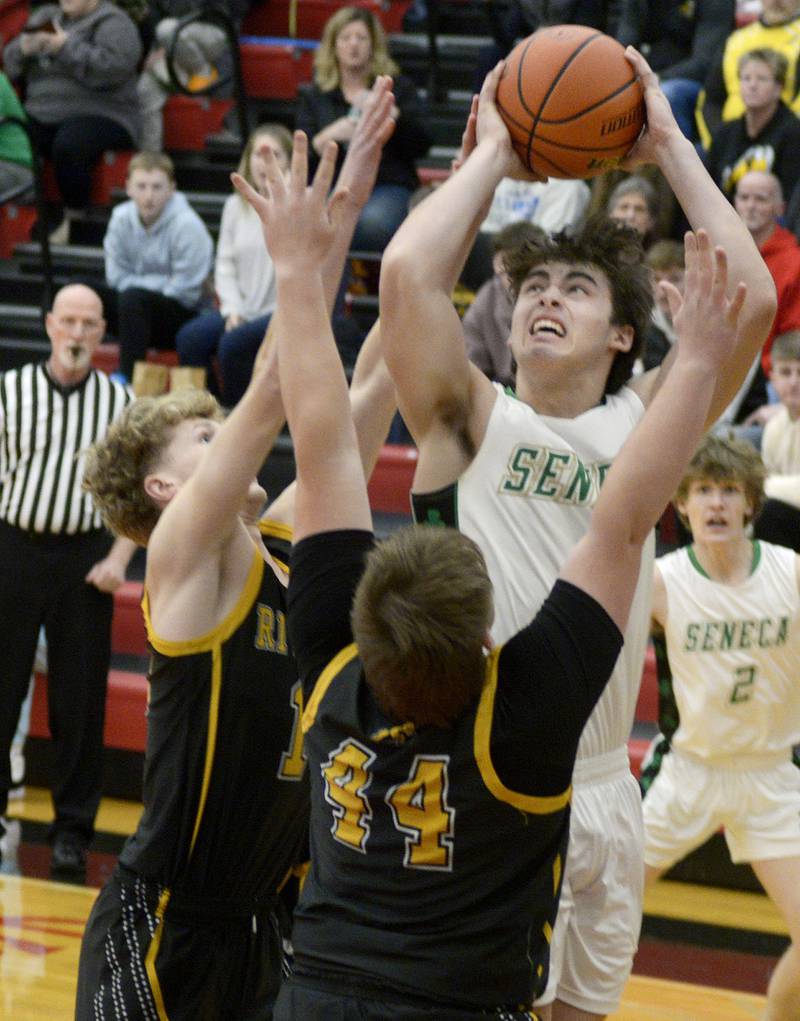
1;787;787;1020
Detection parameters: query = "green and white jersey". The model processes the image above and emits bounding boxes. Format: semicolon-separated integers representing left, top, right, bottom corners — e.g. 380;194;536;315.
658;541;800;762
412;383;654;763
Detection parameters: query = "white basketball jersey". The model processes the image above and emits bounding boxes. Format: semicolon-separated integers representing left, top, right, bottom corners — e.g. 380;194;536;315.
658;541;800;761
413;384;655;762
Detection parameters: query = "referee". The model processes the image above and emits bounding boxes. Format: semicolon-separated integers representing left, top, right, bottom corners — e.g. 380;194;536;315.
0;284;136;879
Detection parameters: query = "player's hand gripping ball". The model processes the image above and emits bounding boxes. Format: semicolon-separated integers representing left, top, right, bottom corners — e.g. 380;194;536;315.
496;24;645;179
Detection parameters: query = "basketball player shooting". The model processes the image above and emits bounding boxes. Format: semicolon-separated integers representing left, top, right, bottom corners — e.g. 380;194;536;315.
379;48;776;1021
246;98;750;1019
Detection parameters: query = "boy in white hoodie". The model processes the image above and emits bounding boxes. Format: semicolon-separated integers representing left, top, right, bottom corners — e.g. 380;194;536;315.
103;151;213;382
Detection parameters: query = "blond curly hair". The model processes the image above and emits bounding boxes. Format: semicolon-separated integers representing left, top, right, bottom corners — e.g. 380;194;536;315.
82;388;223;546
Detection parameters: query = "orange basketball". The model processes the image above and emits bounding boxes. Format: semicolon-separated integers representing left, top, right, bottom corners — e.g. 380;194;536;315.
495;24;645;179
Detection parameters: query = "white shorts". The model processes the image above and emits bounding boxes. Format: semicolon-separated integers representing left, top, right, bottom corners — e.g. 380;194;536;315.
643;748;800;868
535;749;644;1016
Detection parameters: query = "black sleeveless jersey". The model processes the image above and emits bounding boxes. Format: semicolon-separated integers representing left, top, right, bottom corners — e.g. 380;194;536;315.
294;646;571;1009
119;529;308;907
288;529;622;1011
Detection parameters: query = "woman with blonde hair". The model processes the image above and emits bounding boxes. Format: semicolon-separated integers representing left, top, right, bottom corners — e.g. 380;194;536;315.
295;5;430;251
176;123;292;405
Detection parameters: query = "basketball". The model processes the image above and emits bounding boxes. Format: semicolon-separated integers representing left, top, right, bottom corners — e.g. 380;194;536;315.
495;24;645;180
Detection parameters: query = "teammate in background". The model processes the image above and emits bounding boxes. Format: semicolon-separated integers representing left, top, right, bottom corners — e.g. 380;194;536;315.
74;81;398;1021
643;434;800;1021
380;53;776;1021
242;110;748;1020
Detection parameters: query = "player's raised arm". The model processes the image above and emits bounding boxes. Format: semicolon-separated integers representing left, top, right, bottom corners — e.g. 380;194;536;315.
624;48;777;423
380;67;530;465
264;320;397;529
562;230;747;630
239;133;371;544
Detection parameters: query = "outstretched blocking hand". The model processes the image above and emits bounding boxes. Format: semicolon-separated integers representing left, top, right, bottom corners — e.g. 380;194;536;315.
621;47;682;170
663;230;747;371
337;75;397;208
232;132;346;274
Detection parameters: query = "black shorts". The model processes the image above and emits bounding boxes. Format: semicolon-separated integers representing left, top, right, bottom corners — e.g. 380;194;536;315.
274;977;541;1021
75;870;287;1021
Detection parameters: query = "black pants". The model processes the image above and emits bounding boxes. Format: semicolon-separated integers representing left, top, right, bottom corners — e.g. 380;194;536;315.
0;522;113;842
76;869;285;1021
116;287;196;380
26;115;134;210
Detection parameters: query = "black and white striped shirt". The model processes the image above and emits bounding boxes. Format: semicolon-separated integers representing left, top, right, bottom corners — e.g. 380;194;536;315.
0;362;132;534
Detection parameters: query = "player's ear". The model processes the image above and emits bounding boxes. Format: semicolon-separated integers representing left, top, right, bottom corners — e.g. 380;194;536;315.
609;323;634;353
144;471;177;507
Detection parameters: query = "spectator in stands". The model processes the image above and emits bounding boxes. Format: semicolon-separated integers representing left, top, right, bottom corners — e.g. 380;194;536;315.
104;151;214;385
176;124;291;405
480;175;591;236
473;0;616;91
463;221;545;389
734;169;800;374
698;0;800;145
2;0;141;243
607;174;659;242
0;284;136;879
754;329;800;550
705;48;800;199
137;0;249;152
642;239;685;371
0;71;33;200
614;0;735;140
295;5;431;251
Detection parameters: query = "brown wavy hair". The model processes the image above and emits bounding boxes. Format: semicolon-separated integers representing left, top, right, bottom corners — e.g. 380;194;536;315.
504;215;653;395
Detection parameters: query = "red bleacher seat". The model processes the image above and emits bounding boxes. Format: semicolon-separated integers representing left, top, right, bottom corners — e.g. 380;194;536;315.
0;201;36;259
163;95;233;151
240;37;317;99
634;644;658;724
92;343;179;375
628;737;649;780
42;151;132;207
0;0;31;46
367;443;417;514
112;581;147;657
242;0;410;39
29;669;148;753
417;165;450;186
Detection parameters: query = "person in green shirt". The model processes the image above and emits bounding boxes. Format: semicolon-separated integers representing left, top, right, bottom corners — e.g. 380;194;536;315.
0;71;32;199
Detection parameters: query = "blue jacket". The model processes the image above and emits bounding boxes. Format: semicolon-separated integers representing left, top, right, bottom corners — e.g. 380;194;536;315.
104;191;213;308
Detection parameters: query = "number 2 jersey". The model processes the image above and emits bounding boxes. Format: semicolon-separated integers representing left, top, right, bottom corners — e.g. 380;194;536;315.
286;529;622;1009
656;540;800;762
412;383;655;762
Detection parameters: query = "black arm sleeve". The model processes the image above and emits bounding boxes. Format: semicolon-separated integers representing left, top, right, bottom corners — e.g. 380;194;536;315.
287;529;375;695
490;579;624;796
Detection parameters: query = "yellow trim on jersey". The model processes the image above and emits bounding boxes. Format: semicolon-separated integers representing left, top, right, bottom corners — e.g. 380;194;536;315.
302;644;359;733
144;888;172;1020
259;517;294;543
271;556;289;575
474;647;572;814
143;549;264;655
188;643;223;856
